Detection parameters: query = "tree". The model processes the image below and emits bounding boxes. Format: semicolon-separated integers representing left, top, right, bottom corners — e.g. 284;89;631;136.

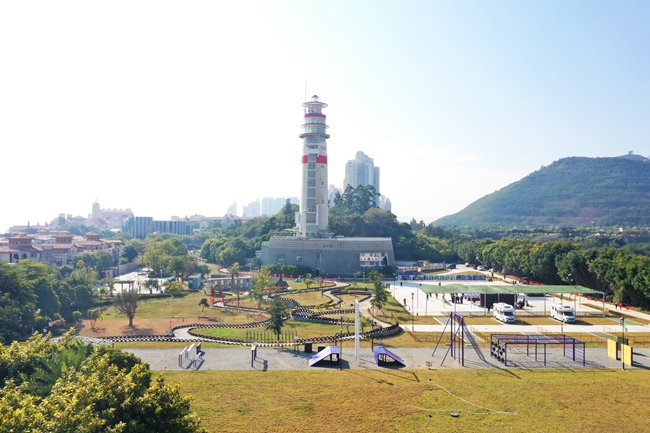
0;262;37;344
196;264;210;279
120;244;139;263
94;251;113;272
0;334;207;432
251;273;272;309
142;278;159;294
88;308;103;330
199;298;210;314
228;262;241;312
265;302;287;340
163;280;184;293
101;277;116;297
169;256;187;279
360;315;372;332
114;284;139;327
368;271;388;315
304;277;313;289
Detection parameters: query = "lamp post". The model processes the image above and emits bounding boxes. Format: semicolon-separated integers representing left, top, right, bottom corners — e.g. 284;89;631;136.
339;315;344;370
620;317;626;370
170;294;174;330
411;292;415;332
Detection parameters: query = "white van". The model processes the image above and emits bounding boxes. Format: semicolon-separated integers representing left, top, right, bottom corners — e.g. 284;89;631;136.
551;304;576;323
493;302;516;324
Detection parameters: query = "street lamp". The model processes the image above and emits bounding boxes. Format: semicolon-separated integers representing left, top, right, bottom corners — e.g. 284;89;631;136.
411;292;415;332
339;315;344;371
170;295;174;330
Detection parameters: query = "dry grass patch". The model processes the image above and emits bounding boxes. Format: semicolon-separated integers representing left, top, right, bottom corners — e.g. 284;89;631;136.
516;317;558;326
463;316;502;325
77;304;263;337
166;369;650;433
576;317;619;325
283;291;328;305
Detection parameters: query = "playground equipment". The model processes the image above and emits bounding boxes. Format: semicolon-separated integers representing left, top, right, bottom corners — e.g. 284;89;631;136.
308;345;340;367
490;334;585;366
432;312;485;367
374;345;406;367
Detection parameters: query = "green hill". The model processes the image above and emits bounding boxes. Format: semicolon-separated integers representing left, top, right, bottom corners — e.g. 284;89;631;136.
434;155;650;227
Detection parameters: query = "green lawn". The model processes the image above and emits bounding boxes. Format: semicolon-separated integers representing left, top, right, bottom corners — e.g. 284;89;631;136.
194;320;358;341
166;368;650;433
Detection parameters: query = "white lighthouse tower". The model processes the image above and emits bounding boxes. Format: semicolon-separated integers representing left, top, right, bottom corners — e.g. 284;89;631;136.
297;95;330;238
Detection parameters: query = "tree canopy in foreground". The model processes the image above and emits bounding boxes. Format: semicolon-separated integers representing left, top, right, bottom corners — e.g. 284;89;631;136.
0;332;206;433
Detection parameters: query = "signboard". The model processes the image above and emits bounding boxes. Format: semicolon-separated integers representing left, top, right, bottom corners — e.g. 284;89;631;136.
607;339;617;360
622;344;633;366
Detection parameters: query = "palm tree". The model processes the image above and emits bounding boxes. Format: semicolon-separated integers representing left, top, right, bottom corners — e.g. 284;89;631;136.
101;277;116;297
88;308;103;330
369;272;388;315
228;262;241;312
199;298;210;315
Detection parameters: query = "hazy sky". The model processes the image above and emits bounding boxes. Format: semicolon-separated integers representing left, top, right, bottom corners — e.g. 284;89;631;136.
1;1;648;233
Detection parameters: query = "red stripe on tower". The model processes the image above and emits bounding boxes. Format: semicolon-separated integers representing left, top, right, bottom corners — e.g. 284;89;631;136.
316;155;327;164
301;155;308;163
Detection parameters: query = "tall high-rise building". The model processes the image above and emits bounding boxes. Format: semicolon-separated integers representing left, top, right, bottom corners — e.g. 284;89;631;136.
344;151;380;204
226;202;237;216
297;95;329;238
328;185;342;207
242;199;261;217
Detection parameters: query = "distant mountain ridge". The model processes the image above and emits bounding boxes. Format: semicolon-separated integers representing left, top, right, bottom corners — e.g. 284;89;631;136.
433;155;650;227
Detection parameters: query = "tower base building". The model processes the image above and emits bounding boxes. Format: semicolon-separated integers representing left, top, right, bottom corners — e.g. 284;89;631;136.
260;236;395;277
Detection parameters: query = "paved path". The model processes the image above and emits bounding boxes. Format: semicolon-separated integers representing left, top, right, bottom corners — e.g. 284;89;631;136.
401;323;650;333
125;346;650;371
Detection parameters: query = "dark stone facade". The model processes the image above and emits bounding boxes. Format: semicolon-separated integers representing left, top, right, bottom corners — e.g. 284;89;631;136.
260;236;395;277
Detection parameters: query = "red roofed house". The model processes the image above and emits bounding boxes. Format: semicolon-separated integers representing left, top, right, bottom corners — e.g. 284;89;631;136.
0;233;44;264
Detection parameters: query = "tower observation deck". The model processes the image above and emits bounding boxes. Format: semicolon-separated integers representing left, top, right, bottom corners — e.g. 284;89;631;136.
297;95;330;238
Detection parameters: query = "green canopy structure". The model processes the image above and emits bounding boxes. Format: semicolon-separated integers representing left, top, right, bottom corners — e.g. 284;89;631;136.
417;284;602;296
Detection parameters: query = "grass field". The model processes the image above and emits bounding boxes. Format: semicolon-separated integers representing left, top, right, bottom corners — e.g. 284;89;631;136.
165;368;650;433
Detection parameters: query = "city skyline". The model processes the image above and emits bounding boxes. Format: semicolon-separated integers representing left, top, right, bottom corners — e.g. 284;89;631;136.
1;2;648;233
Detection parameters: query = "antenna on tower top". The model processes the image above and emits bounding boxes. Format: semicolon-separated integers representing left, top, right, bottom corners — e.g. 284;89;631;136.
304;63;308;110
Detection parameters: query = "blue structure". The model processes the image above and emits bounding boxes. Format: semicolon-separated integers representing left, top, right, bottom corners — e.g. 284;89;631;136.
432;311;485;367
308;345;340;367
490;334;586;367
373;345;405;367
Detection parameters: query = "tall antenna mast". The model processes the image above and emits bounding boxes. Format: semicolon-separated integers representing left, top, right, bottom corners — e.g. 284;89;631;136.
304;63;307;108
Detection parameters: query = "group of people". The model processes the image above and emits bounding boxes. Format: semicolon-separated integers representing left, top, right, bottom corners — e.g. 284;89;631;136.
516;298;531;309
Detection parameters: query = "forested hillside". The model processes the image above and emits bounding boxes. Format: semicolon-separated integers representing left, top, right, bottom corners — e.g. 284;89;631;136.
434;156;650;227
